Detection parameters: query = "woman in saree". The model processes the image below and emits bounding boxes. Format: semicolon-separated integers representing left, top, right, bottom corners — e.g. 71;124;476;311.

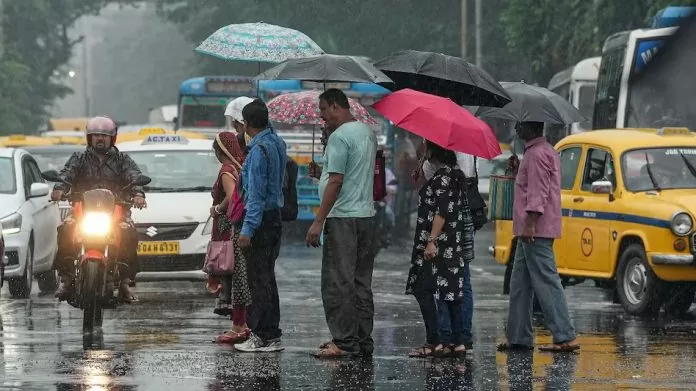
209;131;252;344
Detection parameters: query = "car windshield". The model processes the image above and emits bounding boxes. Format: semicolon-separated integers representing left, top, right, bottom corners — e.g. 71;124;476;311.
127;150;218;192
622;147;696;192
478;154;511;178
31;151;77;171
0;158;16;194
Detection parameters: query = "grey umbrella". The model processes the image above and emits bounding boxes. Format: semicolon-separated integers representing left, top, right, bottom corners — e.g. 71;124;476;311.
476;82;586;124
253;54;394;87
374;50;511;107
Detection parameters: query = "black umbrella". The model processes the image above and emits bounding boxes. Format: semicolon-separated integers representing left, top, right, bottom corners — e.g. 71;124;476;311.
373;50;511;108
253;54;393;87
475;82;586;125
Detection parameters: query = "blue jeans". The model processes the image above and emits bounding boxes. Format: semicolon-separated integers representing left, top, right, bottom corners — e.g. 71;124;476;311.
506;238;576;346
437;262;473;345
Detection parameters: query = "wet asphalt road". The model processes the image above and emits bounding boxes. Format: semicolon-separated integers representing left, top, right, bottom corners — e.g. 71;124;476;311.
2;225;696;390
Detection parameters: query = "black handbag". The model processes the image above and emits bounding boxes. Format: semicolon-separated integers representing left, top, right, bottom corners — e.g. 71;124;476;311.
464;158;488;231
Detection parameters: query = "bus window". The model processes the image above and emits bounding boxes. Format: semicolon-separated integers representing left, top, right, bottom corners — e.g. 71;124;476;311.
577;84;596;131
550;82;570;102
180;104;226;128
593;48;625;129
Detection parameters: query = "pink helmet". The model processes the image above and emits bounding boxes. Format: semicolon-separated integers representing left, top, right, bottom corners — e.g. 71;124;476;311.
86;116;117;136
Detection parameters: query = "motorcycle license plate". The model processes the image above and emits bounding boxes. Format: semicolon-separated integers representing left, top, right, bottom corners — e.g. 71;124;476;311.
137;241;179;255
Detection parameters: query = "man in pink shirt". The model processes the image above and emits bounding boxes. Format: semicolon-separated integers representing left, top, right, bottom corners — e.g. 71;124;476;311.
498;122;580;353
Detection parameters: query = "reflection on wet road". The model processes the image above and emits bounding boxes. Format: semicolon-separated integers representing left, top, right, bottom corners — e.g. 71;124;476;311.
2;226;696;390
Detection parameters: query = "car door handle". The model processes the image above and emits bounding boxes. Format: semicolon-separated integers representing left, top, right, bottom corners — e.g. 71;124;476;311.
573;197;584;203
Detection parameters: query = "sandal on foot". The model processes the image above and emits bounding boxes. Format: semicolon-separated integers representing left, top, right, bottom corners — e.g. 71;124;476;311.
408;344;438;358
539;342;580;353
496;342;534;352
450;344;467;357
312;342;354;359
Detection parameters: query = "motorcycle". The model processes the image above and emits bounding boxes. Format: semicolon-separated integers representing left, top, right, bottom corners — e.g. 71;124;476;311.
41;170;151;332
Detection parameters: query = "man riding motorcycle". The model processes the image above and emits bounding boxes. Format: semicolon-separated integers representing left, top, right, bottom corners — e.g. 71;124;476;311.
51;116;147;302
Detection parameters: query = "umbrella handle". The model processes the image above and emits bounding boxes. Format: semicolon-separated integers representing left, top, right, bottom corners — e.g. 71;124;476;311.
311;125;316;163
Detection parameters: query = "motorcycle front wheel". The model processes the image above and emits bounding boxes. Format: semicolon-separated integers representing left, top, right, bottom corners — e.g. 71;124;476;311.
82;261;104;333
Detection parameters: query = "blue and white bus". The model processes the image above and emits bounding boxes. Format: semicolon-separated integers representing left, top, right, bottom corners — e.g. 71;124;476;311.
176;76;255;137
258;79;394;221
593;6;695;130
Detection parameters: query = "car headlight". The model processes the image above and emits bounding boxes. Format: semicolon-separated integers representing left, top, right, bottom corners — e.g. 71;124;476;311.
202;216;213;236
671;212;693;237
0;213;22;235
80;212;112;237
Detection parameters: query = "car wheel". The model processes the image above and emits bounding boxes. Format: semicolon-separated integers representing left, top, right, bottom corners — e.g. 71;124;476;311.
616;243;662;317
37;270;59;295
663;285;696;318
9;241;34;298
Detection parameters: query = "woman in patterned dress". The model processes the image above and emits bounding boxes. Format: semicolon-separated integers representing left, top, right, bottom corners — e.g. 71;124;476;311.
406;141;475;358
209;131;252;344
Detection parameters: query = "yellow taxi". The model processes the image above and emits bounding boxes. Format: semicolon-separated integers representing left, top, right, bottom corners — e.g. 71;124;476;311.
115;128;207;144
48;117;89;131
40;130;86;145
0;134;58;147
490;127;696;317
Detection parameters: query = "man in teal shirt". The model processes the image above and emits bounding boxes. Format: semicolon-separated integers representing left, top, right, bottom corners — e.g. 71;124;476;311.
306;89;377;358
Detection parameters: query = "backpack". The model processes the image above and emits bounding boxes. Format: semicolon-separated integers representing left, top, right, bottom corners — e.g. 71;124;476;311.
464;158;488;231
258;144;298;222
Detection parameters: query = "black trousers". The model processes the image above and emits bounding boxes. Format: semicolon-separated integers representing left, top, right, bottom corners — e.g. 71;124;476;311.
243;209;282;342
54;220;138;280
321;216;376;355
414;291;440;345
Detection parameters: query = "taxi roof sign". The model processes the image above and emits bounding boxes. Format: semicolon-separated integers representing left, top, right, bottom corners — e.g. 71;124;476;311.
657;127;691;136
140;134;189;145
138;127;167;135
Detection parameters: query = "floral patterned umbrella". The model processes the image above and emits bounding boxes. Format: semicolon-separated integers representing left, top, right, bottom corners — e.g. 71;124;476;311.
195;22;324;63
267;90;377;125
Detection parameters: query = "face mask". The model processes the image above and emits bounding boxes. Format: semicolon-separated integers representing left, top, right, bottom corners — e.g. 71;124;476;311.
422;160;436;181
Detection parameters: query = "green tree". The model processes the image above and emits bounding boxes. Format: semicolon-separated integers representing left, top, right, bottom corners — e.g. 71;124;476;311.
502;0;696;86
0;0;136;135
153;0;464;74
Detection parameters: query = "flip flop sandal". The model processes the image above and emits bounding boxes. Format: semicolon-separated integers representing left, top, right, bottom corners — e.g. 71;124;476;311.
496;342;534;352
538;343;580;353
118;295;139;304
216;329;250;344
408;344;437;358
312;342;354;359
450;345;467;357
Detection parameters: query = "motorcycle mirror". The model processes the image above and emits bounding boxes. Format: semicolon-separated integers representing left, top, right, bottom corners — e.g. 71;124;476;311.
132;174;152;187
41;170;63;183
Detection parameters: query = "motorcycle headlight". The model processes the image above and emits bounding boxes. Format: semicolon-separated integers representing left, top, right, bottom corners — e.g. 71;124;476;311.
0;213;22;235
202;216;213;236
671;212;693;237
80;212;112;237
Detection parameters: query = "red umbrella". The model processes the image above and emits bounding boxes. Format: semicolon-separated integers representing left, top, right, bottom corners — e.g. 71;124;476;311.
372;88;502;159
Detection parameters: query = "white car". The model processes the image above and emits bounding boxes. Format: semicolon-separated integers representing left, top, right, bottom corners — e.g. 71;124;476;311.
0;148;61;297
118;135;218;281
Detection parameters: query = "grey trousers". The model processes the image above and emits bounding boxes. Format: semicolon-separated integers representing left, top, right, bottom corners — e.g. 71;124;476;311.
322;216;376;354
507;238;576;346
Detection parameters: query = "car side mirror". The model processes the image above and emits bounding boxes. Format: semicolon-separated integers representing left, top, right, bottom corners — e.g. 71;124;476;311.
29;182;50;198
591;180;614;199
